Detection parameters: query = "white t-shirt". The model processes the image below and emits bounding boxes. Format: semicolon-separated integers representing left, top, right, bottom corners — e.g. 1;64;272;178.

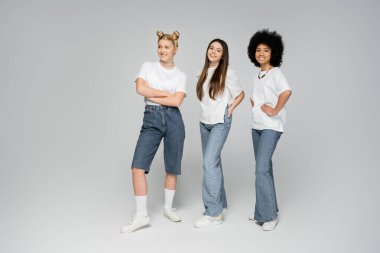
250;67;291;132
136;61;187;106
198;67;243;124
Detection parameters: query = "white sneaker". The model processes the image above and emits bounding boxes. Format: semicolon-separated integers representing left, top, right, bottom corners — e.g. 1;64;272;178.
194;215;222;228
262;218;278;231
120;215;150;233
249;213;279;222
163;205;182;222
222;208;228;219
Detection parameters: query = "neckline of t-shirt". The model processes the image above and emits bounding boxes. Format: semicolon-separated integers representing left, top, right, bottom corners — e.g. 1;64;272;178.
157;62;177;72
259;66;278;73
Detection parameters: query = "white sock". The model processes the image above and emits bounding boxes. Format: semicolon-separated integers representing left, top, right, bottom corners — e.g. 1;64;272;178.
135;195;147;218
164;188;176;209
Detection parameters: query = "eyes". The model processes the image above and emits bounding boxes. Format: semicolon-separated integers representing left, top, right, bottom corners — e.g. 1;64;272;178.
158;45;172;50
209;46;222;53
256;48;270;53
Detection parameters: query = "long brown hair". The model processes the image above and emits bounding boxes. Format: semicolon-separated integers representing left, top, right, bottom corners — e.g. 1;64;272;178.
196;39;229;101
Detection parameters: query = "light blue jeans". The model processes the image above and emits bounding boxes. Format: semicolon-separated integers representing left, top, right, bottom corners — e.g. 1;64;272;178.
200;109;231;217
251;129;282;222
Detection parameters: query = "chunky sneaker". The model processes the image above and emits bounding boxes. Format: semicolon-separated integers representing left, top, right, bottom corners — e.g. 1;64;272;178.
163;205;182;222
120;215;150;233
194;215;222;228
262;218;278;231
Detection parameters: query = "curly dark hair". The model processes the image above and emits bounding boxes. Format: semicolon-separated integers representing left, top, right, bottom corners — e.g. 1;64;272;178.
247;29;284;67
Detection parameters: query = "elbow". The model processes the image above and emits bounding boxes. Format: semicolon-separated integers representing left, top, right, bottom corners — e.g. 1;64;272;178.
136;85;143;95
173;100;182;107
174;98;184;107
285;90;292;99
173;93;185;107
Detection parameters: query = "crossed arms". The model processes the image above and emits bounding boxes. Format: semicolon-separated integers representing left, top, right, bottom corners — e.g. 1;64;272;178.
136;78;185;107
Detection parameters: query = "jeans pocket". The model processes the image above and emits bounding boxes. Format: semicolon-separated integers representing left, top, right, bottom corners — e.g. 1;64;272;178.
142;109;157;128
223;106;231;123
224;114;232;125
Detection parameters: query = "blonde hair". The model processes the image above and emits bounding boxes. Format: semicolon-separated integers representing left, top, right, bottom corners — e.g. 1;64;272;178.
157;31;180;48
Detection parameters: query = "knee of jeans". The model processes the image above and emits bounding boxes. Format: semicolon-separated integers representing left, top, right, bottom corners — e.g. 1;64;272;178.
203;160;215;170
255;161;271;175
255;170;271;178
203;159;220;173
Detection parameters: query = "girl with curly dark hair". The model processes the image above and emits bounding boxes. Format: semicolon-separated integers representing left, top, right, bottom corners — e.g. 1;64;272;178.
247;29;292;231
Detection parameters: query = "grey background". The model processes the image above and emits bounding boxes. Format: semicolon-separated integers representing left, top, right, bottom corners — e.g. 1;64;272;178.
1;0;379;252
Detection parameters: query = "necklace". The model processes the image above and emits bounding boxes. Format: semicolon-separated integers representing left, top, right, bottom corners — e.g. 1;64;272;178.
258;67;272;79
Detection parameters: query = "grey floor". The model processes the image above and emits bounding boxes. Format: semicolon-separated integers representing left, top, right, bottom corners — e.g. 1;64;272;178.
2;127;379;253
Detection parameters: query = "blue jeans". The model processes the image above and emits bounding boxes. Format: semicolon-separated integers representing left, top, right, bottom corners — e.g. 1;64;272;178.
251;129;282;222
132;105;185;175
200;109;231;217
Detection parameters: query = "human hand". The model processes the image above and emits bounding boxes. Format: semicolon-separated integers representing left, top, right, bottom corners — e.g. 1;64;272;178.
261;104;277;117
227;106;234;117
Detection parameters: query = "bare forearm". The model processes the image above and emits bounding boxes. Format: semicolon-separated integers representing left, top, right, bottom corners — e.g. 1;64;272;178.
137;85;171;98
227;92;245;117
135;78;171;98
230;92;245;110
148;92;186;107
149;97;178;107
274;90;291;114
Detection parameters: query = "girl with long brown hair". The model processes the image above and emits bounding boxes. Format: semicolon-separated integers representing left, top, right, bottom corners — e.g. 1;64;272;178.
194;39;245;228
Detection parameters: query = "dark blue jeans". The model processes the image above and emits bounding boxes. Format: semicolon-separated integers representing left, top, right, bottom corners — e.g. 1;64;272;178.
252;129;282;222
131;105;185;175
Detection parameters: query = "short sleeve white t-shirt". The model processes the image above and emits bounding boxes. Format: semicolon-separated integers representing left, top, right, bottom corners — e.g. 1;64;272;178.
250;67;291;132
198;67;243;124
136;62;187;106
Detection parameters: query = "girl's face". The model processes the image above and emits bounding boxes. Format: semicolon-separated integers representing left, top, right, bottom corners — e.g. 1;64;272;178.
207;42;223;66
255;44;271;66
157;39;176;63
